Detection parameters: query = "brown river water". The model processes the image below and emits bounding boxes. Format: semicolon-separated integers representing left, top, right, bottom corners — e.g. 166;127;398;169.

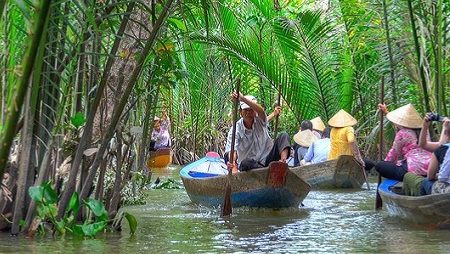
0;166;449;253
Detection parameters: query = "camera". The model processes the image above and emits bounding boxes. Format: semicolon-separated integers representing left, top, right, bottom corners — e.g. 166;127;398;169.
428;112;445;122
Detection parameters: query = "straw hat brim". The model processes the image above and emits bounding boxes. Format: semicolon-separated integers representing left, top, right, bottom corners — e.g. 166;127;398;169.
386;104;422;129
293;130;318;147
328;109;357;128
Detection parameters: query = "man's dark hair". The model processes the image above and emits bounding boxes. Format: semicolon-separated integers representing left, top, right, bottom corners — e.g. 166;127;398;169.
300;120;313;131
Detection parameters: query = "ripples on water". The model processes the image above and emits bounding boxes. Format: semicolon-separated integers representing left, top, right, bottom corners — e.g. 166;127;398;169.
1;166;449;253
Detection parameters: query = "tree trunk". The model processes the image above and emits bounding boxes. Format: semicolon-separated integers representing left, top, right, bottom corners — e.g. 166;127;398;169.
0;0;52;182
78;0;176;205
56;2;136;219
11;87;36;235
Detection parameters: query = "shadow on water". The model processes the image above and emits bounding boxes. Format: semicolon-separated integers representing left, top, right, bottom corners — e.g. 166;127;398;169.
1;167;450;253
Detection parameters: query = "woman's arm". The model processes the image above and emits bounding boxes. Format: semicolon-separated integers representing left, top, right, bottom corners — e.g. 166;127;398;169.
420;113;441;152
350;142;365;167
439;119;450;144
304;144;314;162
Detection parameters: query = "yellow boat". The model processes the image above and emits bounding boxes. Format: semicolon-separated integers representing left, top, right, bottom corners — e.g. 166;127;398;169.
147;148;172;170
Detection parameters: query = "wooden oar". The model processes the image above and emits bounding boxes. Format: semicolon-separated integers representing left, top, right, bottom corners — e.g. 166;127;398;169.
221;79;240;217
273;84;282;139
375;76;385;210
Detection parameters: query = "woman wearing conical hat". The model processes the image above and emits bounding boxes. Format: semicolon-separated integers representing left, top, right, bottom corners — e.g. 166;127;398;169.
310;116;325;139
375;104;432;181
327;109;365;167
293;129;318;164
301;127;331;165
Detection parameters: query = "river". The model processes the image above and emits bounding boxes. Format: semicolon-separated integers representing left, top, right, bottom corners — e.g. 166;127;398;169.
1;166;449;253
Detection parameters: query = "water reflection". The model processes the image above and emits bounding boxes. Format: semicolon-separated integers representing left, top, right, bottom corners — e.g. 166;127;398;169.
1;169;450;253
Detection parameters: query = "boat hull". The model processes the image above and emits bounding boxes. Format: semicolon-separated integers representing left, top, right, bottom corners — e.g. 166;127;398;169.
290;155;365;189
181;163;311;208
147;148;172;170
379;179;450;224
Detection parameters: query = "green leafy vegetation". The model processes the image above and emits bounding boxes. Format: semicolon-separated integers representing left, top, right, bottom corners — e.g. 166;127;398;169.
28;183;137;237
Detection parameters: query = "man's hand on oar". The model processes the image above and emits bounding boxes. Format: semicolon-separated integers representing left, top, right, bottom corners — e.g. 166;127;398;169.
222;79;240;217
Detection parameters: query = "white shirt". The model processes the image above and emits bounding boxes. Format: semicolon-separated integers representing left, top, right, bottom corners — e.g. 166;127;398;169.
225;117;273;165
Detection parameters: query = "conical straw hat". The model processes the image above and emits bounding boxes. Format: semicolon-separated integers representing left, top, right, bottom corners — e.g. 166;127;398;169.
293;129;318;147
310;117;326;131
328;109;357;128
386;104;422;129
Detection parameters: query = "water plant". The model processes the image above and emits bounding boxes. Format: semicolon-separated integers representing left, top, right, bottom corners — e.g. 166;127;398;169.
28;182;137;237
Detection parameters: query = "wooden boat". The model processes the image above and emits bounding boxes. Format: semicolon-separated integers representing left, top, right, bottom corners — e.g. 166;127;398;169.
290;155;366;189
180;152;311;208
146;147;172;170
379;179;450;224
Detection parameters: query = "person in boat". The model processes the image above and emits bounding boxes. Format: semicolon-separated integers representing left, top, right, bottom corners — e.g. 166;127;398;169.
293;129;318;164
310;116;325;139
224;93;291;172
419;113;450;195
375;104;431;182
292;120;314;166
149;111;171;151
301;127;331;165
327;109;365;167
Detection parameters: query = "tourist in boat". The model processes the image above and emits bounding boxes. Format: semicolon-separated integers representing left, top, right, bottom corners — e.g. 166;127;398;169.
419;114;450;195
310;116;325;139
293;129;318;164
375;104;431;181
149;111;171;151
327;109;365;167
293;120;314;166
301;127;331;165
224;93;291;172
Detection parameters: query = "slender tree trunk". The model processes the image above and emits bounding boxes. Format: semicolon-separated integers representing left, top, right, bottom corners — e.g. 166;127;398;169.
109;130;131;219
137;87;155;170
0;0;52;183
23;140;53;232
433;0;445;115
382;0;397;106
94;159;108;200
78;0;176;204
57;3;136;219
11;87;36;235
407;0;431;112
0;0;6;19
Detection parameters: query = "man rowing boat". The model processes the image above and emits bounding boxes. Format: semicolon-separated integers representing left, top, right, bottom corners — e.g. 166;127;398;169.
224;93;291;172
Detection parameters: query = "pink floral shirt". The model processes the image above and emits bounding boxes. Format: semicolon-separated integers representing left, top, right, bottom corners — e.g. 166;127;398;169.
151;118;171;149
385;128;431;176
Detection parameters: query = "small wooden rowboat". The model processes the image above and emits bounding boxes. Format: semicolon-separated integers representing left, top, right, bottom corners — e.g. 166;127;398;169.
379;179;450;224
147;148;172;170
180;152;311;208
290;155;365;189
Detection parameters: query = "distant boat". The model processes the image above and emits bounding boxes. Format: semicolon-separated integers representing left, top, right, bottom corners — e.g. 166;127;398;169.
291;155;366;189
147;147;172;170
379;179;450;224
180;152;311;208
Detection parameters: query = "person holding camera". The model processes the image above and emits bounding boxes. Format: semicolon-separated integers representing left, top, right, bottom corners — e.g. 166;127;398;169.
419;113;450;195
375;104;432;181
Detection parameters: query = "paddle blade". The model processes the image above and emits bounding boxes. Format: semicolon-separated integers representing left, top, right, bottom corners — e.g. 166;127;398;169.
267;161;288;187
375;175;383;210
221;181;232;217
